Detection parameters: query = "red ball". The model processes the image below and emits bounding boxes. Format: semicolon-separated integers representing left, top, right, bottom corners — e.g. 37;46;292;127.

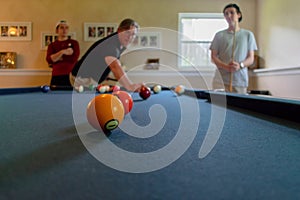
139;86;151;100
112;91;133;114
110;85;121;92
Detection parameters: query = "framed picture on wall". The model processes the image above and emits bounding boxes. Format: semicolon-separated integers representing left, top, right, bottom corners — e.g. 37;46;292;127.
128;32;161;50
0;22;32;41
84;23;118;42
41;32;76;50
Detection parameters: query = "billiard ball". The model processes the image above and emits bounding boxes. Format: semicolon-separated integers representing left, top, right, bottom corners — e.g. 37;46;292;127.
103;85;110;92
96;84;101;92
174;85;185;95
139;86;151;100
153;84;162;94
75;85;84;93
110;85;121;92
89;84;97;91
97;85;106;93
86;94;124;132
112;90;133;114
41;85;50;93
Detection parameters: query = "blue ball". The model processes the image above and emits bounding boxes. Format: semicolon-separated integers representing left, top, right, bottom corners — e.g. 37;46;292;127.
41;85;50;93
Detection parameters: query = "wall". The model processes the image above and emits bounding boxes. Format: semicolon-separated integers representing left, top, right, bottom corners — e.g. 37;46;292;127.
0;69;51;87
257;0;300;68
253;0;300;99
0;0;257;69
250;67;300;100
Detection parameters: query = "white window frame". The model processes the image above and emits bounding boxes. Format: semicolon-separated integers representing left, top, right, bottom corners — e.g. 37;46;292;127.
178;13;227;70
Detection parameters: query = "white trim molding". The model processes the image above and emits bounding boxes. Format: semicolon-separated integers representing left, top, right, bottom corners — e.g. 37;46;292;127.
0;68;52;76
253;66;300;76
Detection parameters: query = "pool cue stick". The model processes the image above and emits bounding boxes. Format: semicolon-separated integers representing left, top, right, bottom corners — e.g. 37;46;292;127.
229;22;237;92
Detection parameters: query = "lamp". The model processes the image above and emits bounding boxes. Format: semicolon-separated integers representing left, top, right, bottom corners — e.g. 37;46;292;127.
8;27;18;36
0;52;17;69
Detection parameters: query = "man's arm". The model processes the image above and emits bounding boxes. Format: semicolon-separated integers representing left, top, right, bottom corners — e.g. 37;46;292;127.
211;50;231;71
240;50;255;68
105;56;142;91
50;48;74;63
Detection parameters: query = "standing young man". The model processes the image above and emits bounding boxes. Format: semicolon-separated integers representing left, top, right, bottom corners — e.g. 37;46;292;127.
210;3;258;94
46;20;80;88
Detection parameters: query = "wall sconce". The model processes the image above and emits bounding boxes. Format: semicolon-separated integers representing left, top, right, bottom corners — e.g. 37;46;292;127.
0;52;17;69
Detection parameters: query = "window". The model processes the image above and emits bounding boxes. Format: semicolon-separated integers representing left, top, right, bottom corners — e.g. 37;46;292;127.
178;13;227;69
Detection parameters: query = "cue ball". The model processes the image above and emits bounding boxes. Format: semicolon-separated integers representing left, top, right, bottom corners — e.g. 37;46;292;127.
86;94;124;132
75;85;84;93
153;84;162;94
103;85;110;92
139;86;151;100
174;85;185;95
41;85;50;93
97;85;106;93
112;90;133;114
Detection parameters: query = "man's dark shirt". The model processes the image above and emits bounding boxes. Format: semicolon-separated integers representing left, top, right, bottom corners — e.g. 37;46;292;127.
72;32;126;83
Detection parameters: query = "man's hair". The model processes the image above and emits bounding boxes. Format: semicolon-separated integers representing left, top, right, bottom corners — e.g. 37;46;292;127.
223;3;243;22
118;18;139;31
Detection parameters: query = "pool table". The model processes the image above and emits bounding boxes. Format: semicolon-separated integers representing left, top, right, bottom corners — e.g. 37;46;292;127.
0;87;300;200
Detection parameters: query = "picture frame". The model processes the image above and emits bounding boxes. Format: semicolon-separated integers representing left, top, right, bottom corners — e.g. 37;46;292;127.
129;32;161;50
84;23;118;42
0;22;32;41
41;32;76;50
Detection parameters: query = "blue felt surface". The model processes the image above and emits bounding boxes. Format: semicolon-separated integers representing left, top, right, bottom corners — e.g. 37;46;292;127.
0;90;300;200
